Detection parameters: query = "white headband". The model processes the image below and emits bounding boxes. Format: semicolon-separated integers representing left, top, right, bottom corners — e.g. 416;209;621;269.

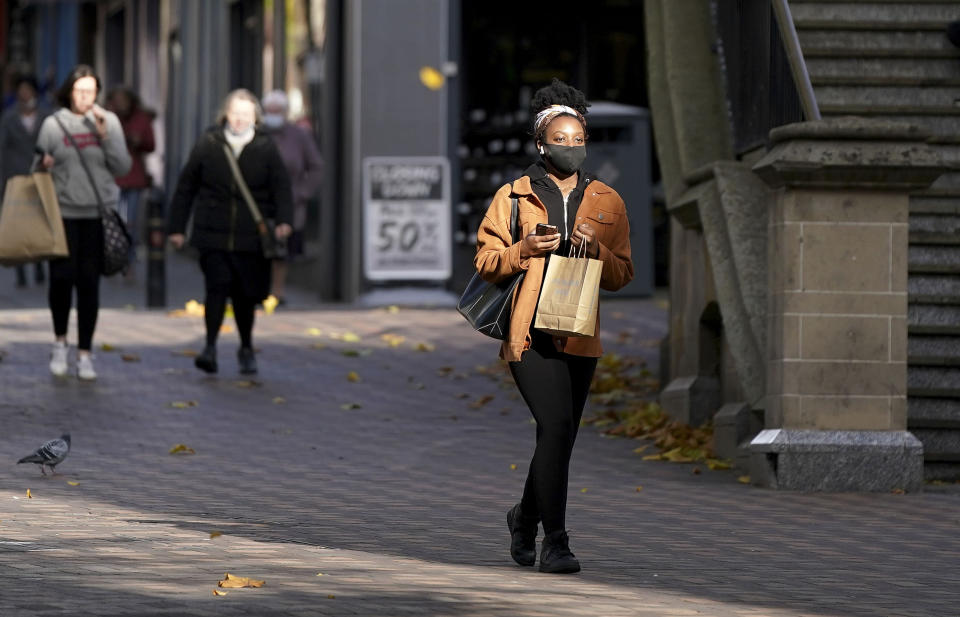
534;105;585;137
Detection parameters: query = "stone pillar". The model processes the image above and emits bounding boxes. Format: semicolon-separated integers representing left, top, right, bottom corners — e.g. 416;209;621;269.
750;118;944;492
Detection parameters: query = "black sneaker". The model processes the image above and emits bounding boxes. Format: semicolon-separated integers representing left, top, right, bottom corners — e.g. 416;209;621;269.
539;530;580;574
194;344;218;373
238;347;258;375
506;503;538;566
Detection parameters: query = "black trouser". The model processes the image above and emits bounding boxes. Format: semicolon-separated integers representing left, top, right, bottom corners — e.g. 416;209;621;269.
509;330;598;535
199;251;265;349
48;218;102;351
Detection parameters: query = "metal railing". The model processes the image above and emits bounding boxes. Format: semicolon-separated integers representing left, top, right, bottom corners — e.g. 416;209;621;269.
771;0;821;121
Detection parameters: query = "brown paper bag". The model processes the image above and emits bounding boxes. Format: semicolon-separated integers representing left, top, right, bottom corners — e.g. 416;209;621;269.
534;248;602;337
0;172;68;265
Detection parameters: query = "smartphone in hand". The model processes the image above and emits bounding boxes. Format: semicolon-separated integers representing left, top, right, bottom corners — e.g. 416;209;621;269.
536;223;559;236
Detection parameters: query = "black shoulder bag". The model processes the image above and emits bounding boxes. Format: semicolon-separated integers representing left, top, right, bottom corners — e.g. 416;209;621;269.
54;114;131;276
222;143;286;260
457;196;524;340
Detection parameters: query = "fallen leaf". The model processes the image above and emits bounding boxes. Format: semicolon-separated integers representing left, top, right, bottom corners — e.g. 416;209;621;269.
327;595;336;599
220;324;235;334
213;589;228;596
415;342;436;352
455;393;470;399
184;300;205;317
381;334;406;347
346;371;361;383
633;445;649;454
263;295;279;315
310;342;328;350
635;486;643;492
218;573;265;588
234;380;261;388
737;475;751;484
121;353;141;363
316;573;325;577
273;397;287;405
170;400;198;409
209;531;222;539
26;489;32;499
642;454;663;461
169;444;196;455
581;488;588;493
224;304;234;318
706;458;732;471
341;332;361;343
67;481;80;486
509;464;517;471
470;395;494;409
892;488;905;495
387;305;400;314
306;327;323;336
692;467;702;475
172;349;198;358
100;343;117;352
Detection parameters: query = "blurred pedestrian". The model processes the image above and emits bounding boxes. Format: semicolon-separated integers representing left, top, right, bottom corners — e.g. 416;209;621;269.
106;86;156;280
35;65;132;380
261;90;322;306
473;79;633;573
0;74;51;287
167;89;293;375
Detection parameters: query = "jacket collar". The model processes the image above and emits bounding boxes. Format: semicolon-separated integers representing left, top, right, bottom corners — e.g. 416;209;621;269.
511;161;602;196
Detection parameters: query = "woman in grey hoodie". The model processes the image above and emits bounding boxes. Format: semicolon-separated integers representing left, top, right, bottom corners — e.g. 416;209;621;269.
35;65;131;381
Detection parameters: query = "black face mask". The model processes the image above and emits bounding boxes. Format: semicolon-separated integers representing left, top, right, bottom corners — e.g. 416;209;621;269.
541;144;586;176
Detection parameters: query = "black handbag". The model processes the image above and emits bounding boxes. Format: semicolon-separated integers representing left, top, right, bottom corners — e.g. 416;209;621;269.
55;115;131;276
457;196;524;340
222;143;287;260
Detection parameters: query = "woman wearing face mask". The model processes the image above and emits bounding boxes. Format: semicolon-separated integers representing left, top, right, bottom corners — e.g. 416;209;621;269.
167;89;293;375
474;79;633;574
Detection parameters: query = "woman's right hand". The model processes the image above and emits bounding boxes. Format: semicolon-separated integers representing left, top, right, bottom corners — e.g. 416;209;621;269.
41;154;54;170
168;233;185;249
520;232;561;258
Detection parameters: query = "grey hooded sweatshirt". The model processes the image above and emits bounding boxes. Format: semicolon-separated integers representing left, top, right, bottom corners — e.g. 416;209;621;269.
35;107;132;219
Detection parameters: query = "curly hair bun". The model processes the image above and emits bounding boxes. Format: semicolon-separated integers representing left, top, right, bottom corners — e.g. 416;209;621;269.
530;78;589;115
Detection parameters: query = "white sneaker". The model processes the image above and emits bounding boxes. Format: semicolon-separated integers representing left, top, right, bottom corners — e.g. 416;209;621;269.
49;342;69;377
77;354;97;381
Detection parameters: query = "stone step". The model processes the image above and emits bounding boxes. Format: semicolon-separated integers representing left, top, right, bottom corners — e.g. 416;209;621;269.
792;2;958;28
799;28;959;57
908;335;960;366
909;245;960;273
909;274;960;304
816;86;960;110
909;397;960;428
910;196;960;216
908;304;960;335
921;462;960;481
807;58;959;83
908;366;960;397
821;113;960;138
910;428;960;461
820;104;960;116
909;214;960;245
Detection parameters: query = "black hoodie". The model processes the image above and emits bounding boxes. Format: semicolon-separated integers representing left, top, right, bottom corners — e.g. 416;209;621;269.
522;161;596;256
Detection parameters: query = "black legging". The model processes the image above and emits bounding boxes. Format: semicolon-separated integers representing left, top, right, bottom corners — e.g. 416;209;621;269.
48;218;102;351
509;329;598;535
199;251;261;349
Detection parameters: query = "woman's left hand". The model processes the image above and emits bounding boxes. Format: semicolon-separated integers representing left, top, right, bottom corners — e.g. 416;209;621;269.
274;223;293;240
570;222;599;258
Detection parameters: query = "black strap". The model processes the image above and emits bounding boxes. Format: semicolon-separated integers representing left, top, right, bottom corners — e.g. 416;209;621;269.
509;196;519;244
222;142;268;231
53;114;107;218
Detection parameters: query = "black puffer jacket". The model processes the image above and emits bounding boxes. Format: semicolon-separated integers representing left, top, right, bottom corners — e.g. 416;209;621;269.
168;127;293;253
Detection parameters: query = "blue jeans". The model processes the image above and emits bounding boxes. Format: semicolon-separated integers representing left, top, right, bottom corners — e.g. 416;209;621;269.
118;188;142;262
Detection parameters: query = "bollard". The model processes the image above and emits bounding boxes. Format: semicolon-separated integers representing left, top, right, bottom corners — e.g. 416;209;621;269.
145;189;167;308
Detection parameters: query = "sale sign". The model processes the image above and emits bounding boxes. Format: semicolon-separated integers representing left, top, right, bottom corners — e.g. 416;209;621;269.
363;157;451;281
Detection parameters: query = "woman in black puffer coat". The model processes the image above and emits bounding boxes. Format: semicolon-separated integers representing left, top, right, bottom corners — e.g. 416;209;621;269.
168;89;293;375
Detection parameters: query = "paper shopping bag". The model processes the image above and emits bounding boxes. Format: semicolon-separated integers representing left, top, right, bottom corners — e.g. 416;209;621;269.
0;172;68;265
534;252;602;337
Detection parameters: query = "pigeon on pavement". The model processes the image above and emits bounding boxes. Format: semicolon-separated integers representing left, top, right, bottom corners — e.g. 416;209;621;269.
17;434;71;476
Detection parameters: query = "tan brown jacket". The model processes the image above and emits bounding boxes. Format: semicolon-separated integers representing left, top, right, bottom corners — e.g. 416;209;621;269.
474;174;633;362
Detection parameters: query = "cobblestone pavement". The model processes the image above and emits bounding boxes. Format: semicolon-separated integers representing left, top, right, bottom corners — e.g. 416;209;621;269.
0;283;958;616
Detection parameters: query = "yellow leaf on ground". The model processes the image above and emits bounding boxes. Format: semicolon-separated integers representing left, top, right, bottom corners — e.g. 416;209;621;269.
706;458;732;471
346;371;361;383
892;488;905;495
381;334;406;347
100;343;117;352
316;573;325;577
67;481;80;486
169;444;196;455
415;342;436;352
273;397;287;405
311;342;328;350
340;402;362;410
342;332;361;343
307;327;323;336
185;300;205;316
172;349;198;358
581;488;588;493
470;395;494;409
220;324;235;334
224;304;234;318
121;354;141;363
635;486;643;492
218;573;265;588
263;295;279;315
509;464;517;470
327;595;336;599
209;531;222;539
738;475;751;484
642;454;664;461
212;589;228;596
234;380;261;388
387;305;400;314
26;489;31;499
170;401;198;409
633;445;649;454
